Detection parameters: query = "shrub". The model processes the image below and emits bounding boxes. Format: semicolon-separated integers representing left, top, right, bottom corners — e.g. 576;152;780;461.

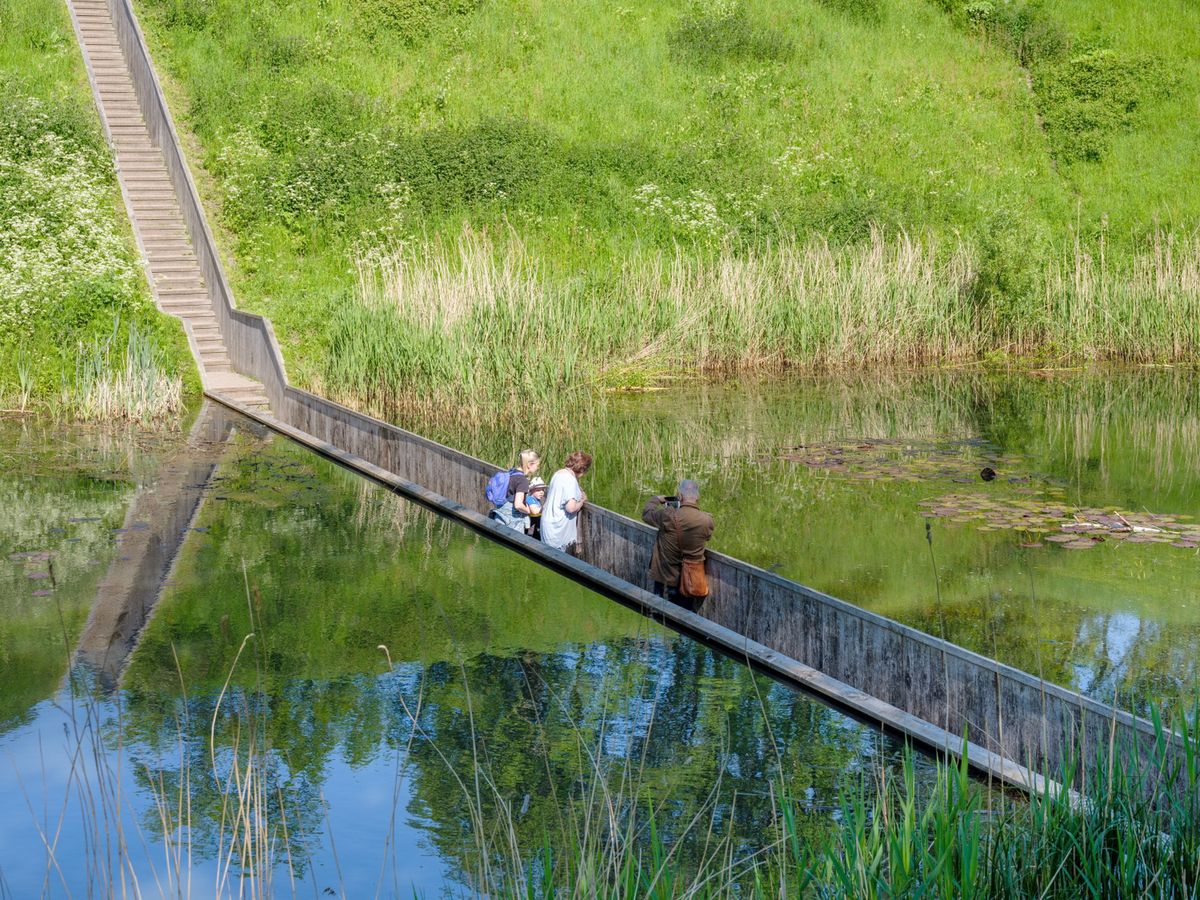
1036;48;1170;164
943;0;1068;67
967;210;1047;338
817;0;884;25
669;5;793;67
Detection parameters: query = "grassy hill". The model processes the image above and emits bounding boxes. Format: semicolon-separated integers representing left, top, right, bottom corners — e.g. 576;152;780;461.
0;0;194;420
132;0;1200;426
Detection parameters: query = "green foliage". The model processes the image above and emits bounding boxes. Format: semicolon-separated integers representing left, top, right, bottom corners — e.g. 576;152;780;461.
125;0;1200;419
0;0;194;413
1036;48;1171;164
669;3;793;66
935;1;1180;168
941;0;1067;67
817;0;885;25
363;0;483;43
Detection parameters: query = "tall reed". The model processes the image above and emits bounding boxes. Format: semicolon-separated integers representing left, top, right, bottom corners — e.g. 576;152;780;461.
61;320;184;424
326;227;1200;432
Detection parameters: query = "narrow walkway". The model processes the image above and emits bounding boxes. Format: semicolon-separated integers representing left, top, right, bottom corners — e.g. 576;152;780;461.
69;0;269;411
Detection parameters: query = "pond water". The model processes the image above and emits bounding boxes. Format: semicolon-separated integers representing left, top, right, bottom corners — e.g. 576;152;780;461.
511;368;1198;714
3;368;1198;895
0;406;925;897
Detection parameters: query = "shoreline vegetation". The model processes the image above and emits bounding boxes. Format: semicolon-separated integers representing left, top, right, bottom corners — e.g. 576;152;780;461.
126;0;1200;433
0;0;193;423
330;226;1200;426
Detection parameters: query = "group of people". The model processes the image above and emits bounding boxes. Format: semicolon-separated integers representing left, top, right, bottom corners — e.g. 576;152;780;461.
488;449;592;552
487;450;714;610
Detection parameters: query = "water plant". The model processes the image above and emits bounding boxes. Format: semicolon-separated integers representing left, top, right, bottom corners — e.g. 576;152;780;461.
62;319;184;424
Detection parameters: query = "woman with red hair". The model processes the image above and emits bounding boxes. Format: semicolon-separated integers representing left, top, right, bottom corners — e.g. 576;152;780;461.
541;451;592;554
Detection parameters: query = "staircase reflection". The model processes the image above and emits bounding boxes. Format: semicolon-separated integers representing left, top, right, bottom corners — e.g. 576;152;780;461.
74;402;248;689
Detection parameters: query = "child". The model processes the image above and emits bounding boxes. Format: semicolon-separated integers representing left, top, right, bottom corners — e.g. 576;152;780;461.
524;477;547;539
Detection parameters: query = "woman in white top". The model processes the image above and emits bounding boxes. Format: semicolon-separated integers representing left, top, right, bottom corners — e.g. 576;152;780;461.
541;451;592;552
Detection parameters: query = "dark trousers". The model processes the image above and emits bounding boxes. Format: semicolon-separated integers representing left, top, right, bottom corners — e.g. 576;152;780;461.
653;580;698;612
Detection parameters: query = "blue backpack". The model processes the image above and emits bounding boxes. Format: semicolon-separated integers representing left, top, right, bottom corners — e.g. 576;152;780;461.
485;468;519;507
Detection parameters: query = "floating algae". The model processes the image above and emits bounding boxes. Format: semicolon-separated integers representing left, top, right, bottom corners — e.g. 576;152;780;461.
920;492;1200;552
775;438;1022;485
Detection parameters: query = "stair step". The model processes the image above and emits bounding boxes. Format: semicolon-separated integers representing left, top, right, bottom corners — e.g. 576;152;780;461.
158;294;210;304
160;302;212;312
134;209;185;220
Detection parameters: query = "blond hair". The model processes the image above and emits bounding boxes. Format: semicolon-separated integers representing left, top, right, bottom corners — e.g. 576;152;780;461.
518;449;541;471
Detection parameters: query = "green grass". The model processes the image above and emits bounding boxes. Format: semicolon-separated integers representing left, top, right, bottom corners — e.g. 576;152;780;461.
0;0;196;421
127;0;1200;428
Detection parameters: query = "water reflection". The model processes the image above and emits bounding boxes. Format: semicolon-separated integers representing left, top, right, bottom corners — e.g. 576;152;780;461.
1;412;921;895
423;370;1200;712
5;369;1200;894
75;402;241;687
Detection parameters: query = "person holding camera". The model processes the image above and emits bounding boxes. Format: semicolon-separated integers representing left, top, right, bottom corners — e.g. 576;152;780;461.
642;480;714;611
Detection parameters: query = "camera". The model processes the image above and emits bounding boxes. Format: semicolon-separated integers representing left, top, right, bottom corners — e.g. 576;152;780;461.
663;495;681;508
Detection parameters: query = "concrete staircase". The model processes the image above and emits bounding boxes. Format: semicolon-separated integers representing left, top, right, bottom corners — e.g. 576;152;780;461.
69;0;270;412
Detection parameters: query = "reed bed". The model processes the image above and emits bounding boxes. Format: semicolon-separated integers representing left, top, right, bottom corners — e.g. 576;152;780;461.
59;322;184;425
325;228;1200;431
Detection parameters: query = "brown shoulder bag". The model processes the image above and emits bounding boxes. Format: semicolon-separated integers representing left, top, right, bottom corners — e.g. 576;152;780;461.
671;511;709;599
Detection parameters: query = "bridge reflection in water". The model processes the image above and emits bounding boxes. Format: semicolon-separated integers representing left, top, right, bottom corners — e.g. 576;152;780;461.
74;402;246;688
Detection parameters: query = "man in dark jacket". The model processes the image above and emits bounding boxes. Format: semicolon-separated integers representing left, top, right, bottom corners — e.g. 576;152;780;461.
641;480;715;610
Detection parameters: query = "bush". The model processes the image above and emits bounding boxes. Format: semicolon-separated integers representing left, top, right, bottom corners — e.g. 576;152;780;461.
967;210;1047;338
1036;48;1170;164
669;5;793;67
817;0;884;25
942;0;1067;67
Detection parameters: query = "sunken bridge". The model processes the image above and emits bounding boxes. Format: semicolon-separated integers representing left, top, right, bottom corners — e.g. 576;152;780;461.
69;0;1192;802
